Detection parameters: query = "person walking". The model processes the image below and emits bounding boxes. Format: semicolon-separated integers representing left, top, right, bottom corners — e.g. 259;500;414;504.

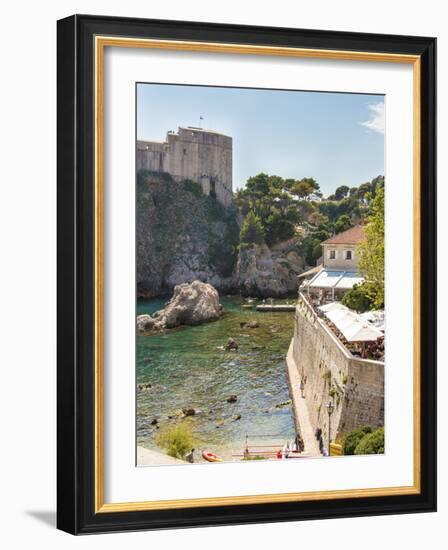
185;448;195;463
294;433;302;453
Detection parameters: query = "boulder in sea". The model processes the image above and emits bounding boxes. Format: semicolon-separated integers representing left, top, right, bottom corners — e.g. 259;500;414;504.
160;281;222;328
225;338;238;351
151;418;158;425
137;281;223;334
226;395;238;403
240;320;260;329
182;407;196;417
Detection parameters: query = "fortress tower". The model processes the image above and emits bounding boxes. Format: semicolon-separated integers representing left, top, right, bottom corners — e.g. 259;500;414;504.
137;126;233;207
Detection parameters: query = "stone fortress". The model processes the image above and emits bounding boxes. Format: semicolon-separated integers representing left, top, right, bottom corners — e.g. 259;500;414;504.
137;126;233;207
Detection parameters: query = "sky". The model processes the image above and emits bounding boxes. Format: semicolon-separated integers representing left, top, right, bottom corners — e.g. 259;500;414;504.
137;83;384;196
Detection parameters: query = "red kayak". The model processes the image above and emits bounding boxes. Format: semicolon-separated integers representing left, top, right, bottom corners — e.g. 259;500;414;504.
202;451;223;463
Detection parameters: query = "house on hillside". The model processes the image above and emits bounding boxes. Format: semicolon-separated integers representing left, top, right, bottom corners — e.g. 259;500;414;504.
300;225;366;303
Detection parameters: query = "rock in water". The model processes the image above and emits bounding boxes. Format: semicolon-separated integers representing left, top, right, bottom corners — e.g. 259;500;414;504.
136;314;164;333
225;338;238;351
137;382;152;391
240;320;260;329
136;281;222;333
275;400;292;409
160;281;223;328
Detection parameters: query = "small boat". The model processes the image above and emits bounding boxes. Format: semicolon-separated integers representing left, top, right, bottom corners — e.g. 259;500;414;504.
202;451;223;463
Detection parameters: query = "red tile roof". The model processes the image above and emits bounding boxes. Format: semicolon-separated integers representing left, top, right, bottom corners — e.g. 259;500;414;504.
322;225;365;245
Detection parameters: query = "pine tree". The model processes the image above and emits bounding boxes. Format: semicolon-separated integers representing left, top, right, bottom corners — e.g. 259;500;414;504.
240;210;265;245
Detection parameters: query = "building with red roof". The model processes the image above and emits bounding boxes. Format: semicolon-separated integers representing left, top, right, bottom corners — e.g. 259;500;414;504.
301;225;367;303
322;225;365;270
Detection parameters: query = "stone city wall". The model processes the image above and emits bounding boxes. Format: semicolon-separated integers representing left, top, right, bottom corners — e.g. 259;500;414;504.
289;293;384;448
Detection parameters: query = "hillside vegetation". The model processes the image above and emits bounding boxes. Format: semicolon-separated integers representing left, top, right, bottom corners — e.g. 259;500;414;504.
137;169;384;300
235;172;384;263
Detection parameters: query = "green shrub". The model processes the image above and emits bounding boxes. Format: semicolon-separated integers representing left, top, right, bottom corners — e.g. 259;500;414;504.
137;169;172;184
334;214;353;234
182;179;203;198
264;210;295;246
155;424;195;459
354;427;384;455
342;426;372;455
300;235;323;265
240;211;265;245
205;194;228;221
206;204;239;275
342;283;374;312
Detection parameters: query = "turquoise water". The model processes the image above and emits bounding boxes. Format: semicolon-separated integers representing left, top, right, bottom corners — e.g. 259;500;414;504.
136;296;296;458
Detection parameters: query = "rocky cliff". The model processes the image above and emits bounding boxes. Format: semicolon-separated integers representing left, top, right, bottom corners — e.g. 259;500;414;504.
234;239;305;297
137;171;240;298
137;171;306;299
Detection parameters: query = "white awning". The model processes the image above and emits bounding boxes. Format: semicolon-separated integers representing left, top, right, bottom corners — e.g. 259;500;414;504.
298;265;322;279
308;269;345;289
319;303;383;342
360;310;385;332
308;269;364;291
319;302;347;314
334;272;364;289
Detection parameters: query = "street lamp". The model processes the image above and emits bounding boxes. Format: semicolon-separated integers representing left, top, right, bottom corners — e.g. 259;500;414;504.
326;400;334;456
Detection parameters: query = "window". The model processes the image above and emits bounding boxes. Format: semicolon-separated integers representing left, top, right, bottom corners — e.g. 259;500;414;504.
346;250;353;260
329;250;336;260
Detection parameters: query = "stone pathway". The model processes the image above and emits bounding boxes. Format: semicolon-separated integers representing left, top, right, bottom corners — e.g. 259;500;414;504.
286;340;321;457
137;446;185;466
